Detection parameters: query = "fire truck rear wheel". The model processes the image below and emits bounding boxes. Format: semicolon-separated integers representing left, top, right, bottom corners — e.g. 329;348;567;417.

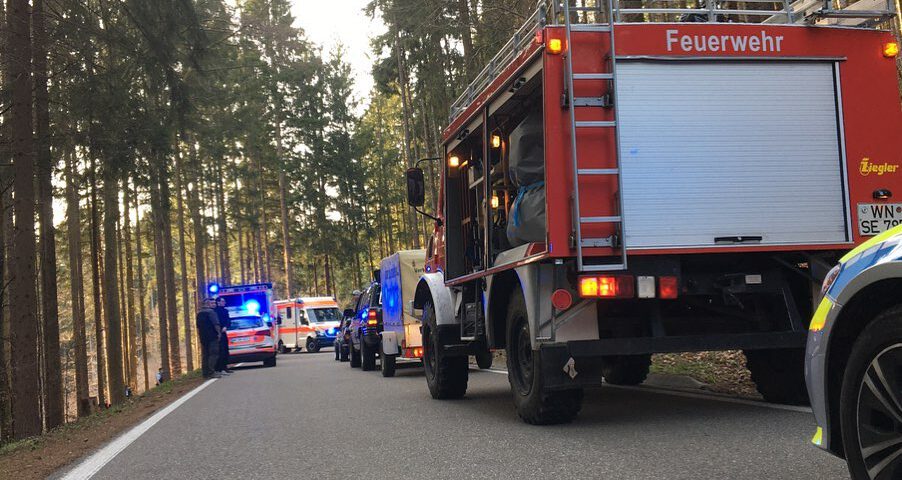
744;348;810;405
350;343;361;368
361;340;377;371
601;355;651;386
306;337;320;354
381;348;397;378
506;290;582;425
423;301;468;399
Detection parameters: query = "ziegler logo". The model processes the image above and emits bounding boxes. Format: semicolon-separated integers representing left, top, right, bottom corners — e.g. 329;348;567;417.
860;158;899;176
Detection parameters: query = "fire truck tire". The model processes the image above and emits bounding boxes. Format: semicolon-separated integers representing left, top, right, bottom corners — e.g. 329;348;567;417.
475;350;493;370
306;337;320;354
744;348;810;405
601;355;651;386
381;350;397;378
361;341;377;371
263;356;276;368
423;301;468;399
350;343;361;368
506;290;582;425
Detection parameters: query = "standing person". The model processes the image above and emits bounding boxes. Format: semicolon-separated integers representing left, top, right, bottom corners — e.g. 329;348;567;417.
214;297;233;374
196;297;222;379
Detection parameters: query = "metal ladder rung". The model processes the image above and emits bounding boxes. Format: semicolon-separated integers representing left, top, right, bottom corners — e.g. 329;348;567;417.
572;97;608;107
581;237;615;248
577;168;619;175
580;216;622;224
575;121;616;128
570;24;612;32
573;73;614;80
581;263;629;272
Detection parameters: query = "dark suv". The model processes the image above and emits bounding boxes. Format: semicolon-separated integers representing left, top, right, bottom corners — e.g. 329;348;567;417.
349;277;382;371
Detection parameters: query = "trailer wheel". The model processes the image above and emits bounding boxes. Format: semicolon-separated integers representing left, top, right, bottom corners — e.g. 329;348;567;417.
306;337;320;354
422;300;468;399
601;355;651;386
381;349;397;378
506;290;582;425
263;356;276;368
350;342;361;368
361;340;377;371
475;350;493;370
744;348;810;405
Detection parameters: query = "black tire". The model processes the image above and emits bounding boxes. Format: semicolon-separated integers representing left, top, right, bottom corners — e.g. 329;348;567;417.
381;348;397;378
476;350;493;370
744;348;810;405
839;306;902;480
601;355;651;386
340;344;350;362
278;341;288;354
361;339;377;371
306;337;320;353
422;300;468;399
505;289;582;425
263;356;276;368
350;342;361;368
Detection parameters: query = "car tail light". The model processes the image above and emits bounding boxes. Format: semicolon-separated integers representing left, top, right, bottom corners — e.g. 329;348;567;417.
578;275;634;298
412;347;423;358
659;276;679;299
367;309;378;326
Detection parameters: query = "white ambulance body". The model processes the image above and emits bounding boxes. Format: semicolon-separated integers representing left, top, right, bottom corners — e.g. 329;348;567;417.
274;297;342;353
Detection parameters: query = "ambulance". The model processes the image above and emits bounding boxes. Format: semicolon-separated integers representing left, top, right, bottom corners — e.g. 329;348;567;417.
274;297;342;353
378;250;428;377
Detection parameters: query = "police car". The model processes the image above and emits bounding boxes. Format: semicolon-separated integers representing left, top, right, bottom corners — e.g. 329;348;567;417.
226;300;277;368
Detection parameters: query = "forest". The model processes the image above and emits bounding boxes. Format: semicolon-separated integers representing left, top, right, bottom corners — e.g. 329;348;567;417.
0;0;900;443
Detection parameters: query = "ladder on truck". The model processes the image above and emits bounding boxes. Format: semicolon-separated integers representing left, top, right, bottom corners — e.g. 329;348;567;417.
563;0;628;272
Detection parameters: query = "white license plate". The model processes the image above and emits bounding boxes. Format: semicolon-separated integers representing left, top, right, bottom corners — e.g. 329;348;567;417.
232;336;252;344
858;203;902;236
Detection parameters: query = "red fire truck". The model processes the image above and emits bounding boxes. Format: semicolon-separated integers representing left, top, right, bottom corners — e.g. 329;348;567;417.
405;0;902;424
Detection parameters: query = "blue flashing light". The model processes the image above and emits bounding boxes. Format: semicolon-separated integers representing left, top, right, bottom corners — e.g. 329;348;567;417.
327;328;337;335
207;283;220;295
245;299;261;314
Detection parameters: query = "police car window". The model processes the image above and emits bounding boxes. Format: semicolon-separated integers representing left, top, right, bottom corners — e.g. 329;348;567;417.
308;308;339;323
231;316;264;330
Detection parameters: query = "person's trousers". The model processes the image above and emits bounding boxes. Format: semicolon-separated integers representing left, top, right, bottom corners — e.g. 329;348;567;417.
216;333;230;371
201;338;220;377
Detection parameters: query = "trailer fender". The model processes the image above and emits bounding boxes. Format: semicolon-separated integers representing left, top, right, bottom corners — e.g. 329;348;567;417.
413;272;457;326
381;331;400;355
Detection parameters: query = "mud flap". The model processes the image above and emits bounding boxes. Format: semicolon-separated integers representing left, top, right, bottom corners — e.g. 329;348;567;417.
382;331;399;355
539;345;603;391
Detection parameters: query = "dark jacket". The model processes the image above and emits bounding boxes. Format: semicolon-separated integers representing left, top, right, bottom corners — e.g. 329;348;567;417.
214;305;231;331
196;308;220;343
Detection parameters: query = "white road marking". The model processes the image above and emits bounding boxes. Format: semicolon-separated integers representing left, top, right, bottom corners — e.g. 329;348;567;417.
472;367;813;414
59;378;217;480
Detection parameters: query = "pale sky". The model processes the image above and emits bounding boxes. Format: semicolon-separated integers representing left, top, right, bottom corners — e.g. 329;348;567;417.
290;0;385;103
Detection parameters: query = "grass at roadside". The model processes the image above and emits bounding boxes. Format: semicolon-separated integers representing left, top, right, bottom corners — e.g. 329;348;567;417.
651;351;761;398
0;370;204;480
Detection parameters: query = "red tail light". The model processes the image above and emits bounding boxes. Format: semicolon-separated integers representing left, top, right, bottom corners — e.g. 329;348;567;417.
578;275;634;299
367;309;378;326
659;276;679;299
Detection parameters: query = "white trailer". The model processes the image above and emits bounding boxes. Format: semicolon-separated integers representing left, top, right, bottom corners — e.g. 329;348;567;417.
379;250;427;377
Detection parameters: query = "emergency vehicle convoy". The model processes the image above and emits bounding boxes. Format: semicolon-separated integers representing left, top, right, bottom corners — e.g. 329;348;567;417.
216;283;278;367
378;250;428;377
274;297;342;353
403;0;902;424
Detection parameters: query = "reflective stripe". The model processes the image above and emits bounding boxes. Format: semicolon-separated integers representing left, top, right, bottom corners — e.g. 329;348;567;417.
811;426;824;446
809;297;833;332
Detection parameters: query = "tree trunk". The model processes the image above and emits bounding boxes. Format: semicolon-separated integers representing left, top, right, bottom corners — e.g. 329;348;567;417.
123;181;138;390
215;159;230;284
133;188;149;392
116;212;129;389
187;140;206;313
394;29;420;249
102;163;125;405
173;139;194;371
457;0;475;78
149;164;171;381
278;172;292;297
159;167;182;376
89;159;107;407
0;0;10;443
7;0;42;438
33;0;63;429
66;152;90;416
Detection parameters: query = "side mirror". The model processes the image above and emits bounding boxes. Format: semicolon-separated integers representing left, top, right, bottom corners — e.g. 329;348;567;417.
343;308;355;318
406;167;425;207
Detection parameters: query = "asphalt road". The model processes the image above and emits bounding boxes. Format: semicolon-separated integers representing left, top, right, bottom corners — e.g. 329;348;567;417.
64;351;851;480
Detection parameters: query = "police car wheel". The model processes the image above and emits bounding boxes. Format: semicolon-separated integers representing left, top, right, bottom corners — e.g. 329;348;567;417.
840;308;902;480
350;343;361;368
361;340;377;371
